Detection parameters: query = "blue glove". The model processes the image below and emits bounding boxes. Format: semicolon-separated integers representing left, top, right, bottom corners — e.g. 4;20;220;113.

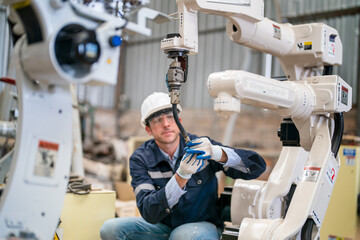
186;137;223;161
176;153;204;179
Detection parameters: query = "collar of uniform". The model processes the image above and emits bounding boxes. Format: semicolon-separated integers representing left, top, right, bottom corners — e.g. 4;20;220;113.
159;145;180;162
145;134;188;167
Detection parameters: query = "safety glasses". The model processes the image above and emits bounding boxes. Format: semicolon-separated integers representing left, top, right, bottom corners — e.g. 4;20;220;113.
149;112;175;127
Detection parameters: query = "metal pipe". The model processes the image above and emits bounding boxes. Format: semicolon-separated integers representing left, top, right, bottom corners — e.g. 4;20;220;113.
70;84;84;177
0;121;16;138
285;6;360;23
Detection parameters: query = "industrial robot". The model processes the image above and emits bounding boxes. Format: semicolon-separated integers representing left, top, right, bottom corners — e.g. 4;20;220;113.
0;0;168;239
160;0;352;239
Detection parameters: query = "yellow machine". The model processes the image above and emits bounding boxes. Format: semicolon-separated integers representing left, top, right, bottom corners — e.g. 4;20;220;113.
56;190;116;240
320;144;360;240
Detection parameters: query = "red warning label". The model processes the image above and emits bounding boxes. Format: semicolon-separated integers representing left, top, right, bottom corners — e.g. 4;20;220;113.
39;140;59;151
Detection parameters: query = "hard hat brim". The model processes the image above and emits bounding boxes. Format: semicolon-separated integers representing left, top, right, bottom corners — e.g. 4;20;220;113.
141;104;182;127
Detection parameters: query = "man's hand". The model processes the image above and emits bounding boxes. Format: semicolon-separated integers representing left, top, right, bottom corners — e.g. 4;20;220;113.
176;153;204;179
186;137;223;161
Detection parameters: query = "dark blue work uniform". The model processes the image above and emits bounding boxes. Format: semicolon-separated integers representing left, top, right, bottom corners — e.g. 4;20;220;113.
129;133;266;230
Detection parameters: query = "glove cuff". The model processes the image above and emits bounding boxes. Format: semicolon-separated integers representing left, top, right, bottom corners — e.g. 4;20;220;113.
176;168;192;179
212;145;223;161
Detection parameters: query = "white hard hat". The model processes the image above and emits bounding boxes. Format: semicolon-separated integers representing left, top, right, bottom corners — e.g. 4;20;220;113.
140;92;182;127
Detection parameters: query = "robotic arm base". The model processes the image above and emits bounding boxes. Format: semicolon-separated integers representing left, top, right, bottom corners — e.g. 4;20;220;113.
238;218;283;240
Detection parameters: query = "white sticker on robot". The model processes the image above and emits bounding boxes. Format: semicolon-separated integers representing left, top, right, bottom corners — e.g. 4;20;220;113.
34;140;59;178
296;42;304;51
325;162;336;186
273;24;281;40
328;42;335;58
301;167;321;182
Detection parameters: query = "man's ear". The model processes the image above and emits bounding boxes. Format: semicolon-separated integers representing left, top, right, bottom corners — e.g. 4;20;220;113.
145;126;153;136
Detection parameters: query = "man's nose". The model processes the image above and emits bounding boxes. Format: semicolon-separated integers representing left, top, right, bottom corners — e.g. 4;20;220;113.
162;116;171;125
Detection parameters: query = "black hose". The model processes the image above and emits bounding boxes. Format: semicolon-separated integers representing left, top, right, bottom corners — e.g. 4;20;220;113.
172;104;190;143
301;218;316;240
331;112;344;156
322;65;333;75
183;55;188;83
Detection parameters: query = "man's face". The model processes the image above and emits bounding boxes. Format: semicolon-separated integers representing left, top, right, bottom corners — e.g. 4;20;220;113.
145;111;180;145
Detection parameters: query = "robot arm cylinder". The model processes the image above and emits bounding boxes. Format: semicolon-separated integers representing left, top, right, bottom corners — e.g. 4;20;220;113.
207;70;314;119
161;0;198;54
226;17;294;56
207;70;351;119
207;70;351;151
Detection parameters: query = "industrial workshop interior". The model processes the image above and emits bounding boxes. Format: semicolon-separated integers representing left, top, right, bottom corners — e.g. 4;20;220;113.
0;0;360;239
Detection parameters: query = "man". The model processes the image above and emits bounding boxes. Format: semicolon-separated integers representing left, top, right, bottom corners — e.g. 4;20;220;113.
100;92;266;240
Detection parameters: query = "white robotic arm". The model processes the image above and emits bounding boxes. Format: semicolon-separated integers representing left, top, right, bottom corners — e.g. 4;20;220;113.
161;1;352;239
0;1;167;239
207;71;351;120
0;1;125;238
162;0;342;81
208;70;351;239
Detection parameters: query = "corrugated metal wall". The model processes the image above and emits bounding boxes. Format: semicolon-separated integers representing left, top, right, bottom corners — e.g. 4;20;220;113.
77;84;116;109
122;0;360;110
279;0;360;15
1;1;359;109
